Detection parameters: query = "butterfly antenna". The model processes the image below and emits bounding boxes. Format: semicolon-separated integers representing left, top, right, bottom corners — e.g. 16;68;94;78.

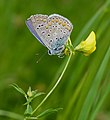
36;51;47;63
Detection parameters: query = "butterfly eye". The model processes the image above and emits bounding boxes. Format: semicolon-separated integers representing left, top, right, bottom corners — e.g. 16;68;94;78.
48;50;52;55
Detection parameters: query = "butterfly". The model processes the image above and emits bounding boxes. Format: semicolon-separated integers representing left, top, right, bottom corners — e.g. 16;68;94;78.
26;14;73;57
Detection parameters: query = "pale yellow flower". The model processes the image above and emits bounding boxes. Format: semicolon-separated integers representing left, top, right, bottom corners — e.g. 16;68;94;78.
74;31;96;56
27;87;32;97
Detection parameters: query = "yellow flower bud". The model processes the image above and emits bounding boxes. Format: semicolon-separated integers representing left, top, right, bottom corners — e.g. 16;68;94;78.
27;91;32;97
74;31;96;56
27;87;32;97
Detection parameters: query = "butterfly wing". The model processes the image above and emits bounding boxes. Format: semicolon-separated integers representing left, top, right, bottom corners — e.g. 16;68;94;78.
26;14;73;55
47;14;73;54
26;14;49;47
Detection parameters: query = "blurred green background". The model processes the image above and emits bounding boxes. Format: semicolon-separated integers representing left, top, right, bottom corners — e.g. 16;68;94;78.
0;0;110;120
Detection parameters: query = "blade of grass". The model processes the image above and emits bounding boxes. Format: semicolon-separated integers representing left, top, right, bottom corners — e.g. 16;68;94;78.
89;54;110;114
71;12;110;120
74;0;110;46
66;0;110;108
90;65;110;120
78;46;110;120
0;110;23;120
63;73;87;120
63;57;88;102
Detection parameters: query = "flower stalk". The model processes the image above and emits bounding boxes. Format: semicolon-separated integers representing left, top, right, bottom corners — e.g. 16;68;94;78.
31;52;73;115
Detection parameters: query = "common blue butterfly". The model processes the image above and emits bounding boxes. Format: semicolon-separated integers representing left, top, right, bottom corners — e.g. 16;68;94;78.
26;14;73;57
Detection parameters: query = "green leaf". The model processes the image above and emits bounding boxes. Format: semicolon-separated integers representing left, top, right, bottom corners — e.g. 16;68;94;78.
11;83;26;96
27;87;45;99
24;92;45;105
37;108;63;118
32;92;45;99
24;104;33;116
31;90;38;96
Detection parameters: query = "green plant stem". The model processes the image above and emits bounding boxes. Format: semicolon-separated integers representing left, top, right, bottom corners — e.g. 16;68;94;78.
25;116;38;120
32;53;72;115
0;110;24;120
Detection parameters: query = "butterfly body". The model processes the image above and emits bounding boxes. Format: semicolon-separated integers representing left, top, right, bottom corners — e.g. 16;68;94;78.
26;14;73;56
